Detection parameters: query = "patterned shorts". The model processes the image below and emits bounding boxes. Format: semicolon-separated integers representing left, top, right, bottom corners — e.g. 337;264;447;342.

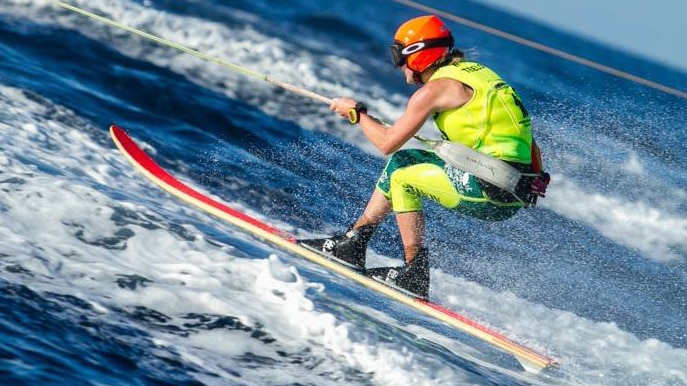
376;149;521;221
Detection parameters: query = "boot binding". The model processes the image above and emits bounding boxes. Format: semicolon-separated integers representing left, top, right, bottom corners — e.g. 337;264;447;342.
300;224;376;269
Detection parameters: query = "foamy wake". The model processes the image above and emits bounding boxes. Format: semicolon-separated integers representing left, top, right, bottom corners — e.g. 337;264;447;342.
544;174;687;262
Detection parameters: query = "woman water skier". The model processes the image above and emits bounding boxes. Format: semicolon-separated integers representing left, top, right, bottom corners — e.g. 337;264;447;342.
303;15;550;298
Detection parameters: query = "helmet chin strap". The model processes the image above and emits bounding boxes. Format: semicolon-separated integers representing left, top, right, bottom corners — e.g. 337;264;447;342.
411;55;453;85
412;71;424;85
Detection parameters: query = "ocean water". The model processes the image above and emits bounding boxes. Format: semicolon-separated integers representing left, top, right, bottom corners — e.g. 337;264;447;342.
1;0;686;385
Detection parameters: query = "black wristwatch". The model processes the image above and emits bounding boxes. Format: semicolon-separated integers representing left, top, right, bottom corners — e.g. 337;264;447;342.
347;101;368;125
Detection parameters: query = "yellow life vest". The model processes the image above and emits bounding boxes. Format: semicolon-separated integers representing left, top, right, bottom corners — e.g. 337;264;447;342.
430;61;532;164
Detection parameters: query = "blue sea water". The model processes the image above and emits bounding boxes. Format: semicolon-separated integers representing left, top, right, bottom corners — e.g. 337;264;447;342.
1;0;686;385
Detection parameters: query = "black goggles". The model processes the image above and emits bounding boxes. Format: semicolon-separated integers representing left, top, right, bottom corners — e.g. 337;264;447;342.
389;35;454;68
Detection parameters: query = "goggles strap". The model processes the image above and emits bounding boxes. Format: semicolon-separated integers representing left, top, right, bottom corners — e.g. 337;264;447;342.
389;35;454;68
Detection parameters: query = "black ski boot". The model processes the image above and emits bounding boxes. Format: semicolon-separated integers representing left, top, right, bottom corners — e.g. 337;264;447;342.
300;224;377;269
394;248;430;298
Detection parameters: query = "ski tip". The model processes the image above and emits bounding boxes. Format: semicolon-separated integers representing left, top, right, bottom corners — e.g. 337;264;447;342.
110;123;125;136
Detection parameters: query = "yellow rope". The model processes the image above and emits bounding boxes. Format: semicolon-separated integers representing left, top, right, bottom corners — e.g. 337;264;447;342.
51;1;333;104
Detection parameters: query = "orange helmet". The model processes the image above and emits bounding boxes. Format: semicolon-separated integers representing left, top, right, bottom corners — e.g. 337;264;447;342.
390;15;454;73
